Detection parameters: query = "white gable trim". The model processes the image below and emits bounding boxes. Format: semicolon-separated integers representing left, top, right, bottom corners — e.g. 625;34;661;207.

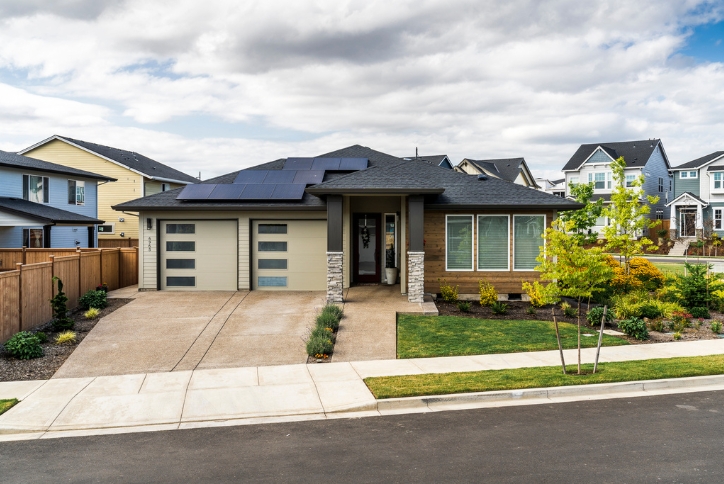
666;192;708;208
671;152;724;172
578;146;616;169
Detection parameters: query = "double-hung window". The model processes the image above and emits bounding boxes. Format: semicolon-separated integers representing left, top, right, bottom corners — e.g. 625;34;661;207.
477;215;509;271
715;209;723;230
713;173;724;191
67;180;85;205
513;215;545;271
23;175;49;203
625;175;636;187
588;172;611;190
446;215;473;271
658;177;664;193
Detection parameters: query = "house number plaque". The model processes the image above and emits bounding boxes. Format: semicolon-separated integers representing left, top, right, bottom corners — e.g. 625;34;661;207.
148;236;152;252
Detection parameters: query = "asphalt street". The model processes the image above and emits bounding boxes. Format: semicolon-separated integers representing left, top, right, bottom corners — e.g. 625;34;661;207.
2;390;724;483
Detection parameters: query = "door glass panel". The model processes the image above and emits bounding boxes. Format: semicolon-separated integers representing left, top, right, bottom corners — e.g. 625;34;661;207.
358;216;377;275
385;215;396;269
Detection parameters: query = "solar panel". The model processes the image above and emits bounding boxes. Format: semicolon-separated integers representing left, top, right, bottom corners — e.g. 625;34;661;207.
239;184;275;200
176;184;216;200
292;170;325;185
233;170;268;184
270;184;306;200
311;158;341;171
207;184;245;200
283;157;314;170
339;158;368;171
262;170;297;184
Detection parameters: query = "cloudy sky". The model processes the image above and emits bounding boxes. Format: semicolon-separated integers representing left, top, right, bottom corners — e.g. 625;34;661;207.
1;0;724;180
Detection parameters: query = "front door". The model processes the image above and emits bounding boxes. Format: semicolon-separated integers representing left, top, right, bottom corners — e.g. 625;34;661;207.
680;210;696;237
353;213;381;283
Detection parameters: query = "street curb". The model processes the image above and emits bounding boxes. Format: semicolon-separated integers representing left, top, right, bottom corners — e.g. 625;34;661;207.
374;374;724;412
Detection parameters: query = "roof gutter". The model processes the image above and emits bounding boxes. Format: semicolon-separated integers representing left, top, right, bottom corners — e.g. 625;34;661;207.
425;203;584;211
306;188;445;195
145;176;198;185
111;204;326;212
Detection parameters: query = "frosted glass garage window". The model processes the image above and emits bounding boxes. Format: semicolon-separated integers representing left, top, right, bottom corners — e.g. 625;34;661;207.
446;215;473;271
513;215;545;270
477;215;509;270
166;224;195;234
258;224;287;234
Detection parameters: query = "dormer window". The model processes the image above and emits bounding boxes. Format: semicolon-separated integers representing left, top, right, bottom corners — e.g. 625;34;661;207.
680;171;697;179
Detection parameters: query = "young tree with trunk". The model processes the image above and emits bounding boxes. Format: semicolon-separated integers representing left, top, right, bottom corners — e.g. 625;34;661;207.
537;219;613;374
602;157;659;274
558;181;604;244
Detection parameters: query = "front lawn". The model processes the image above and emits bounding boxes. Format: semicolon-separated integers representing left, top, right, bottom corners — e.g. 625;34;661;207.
0;398;18;415
397;314;628;359
366;354;724;399
651;262;687;276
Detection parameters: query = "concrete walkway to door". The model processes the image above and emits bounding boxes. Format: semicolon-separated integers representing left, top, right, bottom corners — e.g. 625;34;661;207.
53;290;326;378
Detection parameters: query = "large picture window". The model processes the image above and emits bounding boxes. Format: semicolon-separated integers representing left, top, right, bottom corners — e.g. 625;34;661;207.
23;175;49;203
446;215;473;271
513;215;545;271
477;215;509;271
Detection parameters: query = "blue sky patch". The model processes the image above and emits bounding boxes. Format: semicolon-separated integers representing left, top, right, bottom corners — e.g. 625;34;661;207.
680;20;724;63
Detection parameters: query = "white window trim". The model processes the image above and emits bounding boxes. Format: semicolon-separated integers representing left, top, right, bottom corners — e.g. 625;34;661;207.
715;209;723;230
97;223;115;235
588;171;612;191
513;214;546;272
680;171;698;179
476;214;510;272
445;214;474;272
711;173;724;193
25;174;48;204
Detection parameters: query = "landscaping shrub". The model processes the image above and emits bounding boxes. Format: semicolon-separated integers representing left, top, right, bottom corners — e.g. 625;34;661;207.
618;317;649;340
647;319;666;332
50;277;74;331
690;307;711;319
521;281;558;307
34;331;48;343
310;326;333;340
674;263;724;309
560;302;577;318
84;308;101;319
526;306;536;315
321;304;343;322
671;311;691;332
439;279;459;303
491;301;508;315
306;334;333;357
457;301;471;312
55;331;77;345
711;321;722;334
4;331;43;359
316;311;340;331
604;256;666;294
611;291;683;320
478;281;497;307
638;302;663;320
673;331;682;340
79;289;108;310
586;306;613;326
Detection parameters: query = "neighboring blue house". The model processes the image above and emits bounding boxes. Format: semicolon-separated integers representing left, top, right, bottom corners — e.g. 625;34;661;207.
668;151;724;239
0;150;115;248
561;139;672;233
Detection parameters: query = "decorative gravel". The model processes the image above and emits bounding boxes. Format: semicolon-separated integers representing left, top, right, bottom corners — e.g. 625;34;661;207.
0;298;132;382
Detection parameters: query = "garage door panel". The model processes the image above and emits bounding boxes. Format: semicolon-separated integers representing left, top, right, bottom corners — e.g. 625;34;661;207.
253;220;326;291
161;220;238;291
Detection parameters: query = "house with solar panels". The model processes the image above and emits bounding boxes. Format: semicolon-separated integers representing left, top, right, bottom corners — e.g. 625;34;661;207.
113;145;580;303
561;139;672;234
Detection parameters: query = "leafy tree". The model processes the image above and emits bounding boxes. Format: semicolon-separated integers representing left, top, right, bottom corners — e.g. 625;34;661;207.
558;182;604;244
537;219;613;374
602;157;659;273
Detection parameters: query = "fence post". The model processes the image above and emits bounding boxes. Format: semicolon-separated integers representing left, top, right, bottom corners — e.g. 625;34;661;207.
99;249;104;288
16;263;22;330
77;248;82;298
22;246;26;265
49;255;55;296
117;248;121;289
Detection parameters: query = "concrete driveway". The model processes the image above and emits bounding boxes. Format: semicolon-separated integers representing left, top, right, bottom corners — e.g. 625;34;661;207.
54;290;326;378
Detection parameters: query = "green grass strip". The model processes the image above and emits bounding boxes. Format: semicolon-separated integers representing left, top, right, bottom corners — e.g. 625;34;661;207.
0;398;19;416
397;315;627;359
365;355;724;399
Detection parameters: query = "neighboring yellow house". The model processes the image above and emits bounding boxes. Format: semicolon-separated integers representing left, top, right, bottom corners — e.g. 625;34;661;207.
20;136;198;242
454;157;540;188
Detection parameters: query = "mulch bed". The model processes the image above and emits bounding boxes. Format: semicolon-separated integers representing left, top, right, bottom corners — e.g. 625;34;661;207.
435;300;723;346
0;298;132;382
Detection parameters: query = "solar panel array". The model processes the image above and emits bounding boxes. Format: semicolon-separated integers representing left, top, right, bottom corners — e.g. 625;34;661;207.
177;157;368;202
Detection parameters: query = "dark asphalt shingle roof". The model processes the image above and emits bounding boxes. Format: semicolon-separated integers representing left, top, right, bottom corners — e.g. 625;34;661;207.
0;150;114;181
672;151;724;170
464;158;526;183
29;136;199;183
562;139;663;171
0;197;104;224
115;145;581;211
405;155;451;168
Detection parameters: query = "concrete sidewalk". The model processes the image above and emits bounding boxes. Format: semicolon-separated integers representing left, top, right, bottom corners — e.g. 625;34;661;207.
1;339;724;441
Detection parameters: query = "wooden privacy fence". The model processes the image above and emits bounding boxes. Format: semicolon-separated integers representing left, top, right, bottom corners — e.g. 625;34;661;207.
648;220;670;240
0;247;138;343
98;238;139;248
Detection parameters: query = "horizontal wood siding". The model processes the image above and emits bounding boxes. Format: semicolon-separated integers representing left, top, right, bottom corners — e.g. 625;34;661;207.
0;271;20;342
424;210;554;295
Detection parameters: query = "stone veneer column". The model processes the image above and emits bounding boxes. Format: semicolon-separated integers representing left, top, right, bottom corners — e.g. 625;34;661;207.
407;251;425;303
327;251;344;303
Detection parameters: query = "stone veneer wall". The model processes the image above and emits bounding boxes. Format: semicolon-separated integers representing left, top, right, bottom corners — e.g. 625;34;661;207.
326;251;344;303
407;251;425;303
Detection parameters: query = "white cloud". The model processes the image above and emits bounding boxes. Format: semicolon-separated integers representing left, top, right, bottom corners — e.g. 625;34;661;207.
0;0;723;180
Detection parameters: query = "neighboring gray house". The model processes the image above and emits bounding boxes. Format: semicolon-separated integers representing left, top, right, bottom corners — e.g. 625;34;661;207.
536;178;566;197
455;158;539;188
668;151;724;239
561;139;672;232
404;154;453;169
